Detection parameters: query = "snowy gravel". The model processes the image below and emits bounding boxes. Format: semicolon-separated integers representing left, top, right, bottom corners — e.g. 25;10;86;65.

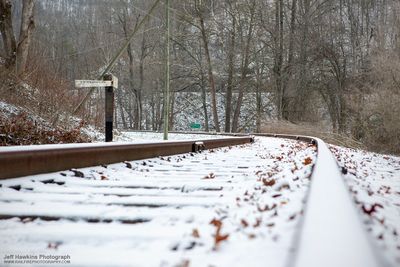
329;145;400;267
0;137;316;267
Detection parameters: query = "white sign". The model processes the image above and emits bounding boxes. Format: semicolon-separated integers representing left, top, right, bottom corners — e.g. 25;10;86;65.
112;76;118;89
75;80;112;88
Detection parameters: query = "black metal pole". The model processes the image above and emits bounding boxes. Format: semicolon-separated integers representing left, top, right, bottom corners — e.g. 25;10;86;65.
104;74;114;142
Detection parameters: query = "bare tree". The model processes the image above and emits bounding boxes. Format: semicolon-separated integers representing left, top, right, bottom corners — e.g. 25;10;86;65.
194;0;220;132
0;0;35;75
231;0;256;132
223;4;235;132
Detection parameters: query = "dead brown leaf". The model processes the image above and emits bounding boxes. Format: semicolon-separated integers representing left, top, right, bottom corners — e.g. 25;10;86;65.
175;259;190;267
257;203;277;212
361;203;383;216
192;229;200;238
203;172;216;179
248;233;256;239
262;178;275;187
47;241;62;250
210;218;229;249
210;218;222;228
215;232;229;247
303;157;312;165
253;218;262;227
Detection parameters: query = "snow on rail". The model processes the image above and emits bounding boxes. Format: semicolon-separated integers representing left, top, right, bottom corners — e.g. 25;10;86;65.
0;137;316;267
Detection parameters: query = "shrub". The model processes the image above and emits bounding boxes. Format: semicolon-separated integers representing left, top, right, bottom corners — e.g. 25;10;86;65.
0;112;90;146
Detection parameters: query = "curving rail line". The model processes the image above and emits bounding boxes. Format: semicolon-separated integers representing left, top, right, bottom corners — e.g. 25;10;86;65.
256;134;386;267
0;132;389;267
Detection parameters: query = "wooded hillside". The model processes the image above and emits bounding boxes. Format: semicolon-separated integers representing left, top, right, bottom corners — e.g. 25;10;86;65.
1;0;399;153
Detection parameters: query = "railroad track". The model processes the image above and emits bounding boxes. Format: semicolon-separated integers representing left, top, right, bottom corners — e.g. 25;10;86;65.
0;133;388;267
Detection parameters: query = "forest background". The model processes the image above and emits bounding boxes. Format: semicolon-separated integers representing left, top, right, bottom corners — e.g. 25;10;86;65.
0;0;399;154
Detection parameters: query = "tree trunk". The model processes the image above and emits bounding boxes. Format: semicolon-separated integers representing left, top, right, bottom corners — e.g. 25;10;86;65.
16;0;35;75
255;64;263;133
274;0;284;120
156;81;163;131
137;60;143;130
117;89;127;129
126;41;141;130
282;0;296;120
169;90;175;130
0;0;35;75
231;0;255;132
151;93;155;130
200;70;209;131
0;0;16;68
199;15;220;132
295;0;310;121
136;30;148;130
225;14;236;133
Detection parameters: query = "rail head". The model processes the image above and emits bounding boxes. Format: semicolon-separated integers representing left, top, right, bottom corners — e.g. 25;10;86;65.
289;137;387;267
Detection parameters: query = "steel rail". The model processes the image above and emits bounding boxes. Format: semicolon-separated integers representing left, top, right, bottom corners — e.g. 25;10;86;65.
0;136;253;180
255;133;386;267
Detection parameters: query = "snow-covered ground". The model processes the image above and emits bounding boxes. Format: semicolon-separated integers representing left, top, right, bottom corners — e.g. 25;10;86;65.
1;131;398;266
329;145;400;267
0;101;23;117
0;101;49;129
115;130;229;142
0;137;316;267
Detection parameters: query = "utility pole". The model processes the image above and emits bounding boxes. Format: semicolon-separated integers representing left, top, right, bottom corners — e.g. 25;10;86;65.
163;0;170;140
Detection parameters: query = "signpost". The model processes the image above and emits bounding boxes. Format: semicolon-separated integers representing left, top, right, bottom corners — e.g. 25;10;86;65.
74;80;113;88
75;74;118;142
